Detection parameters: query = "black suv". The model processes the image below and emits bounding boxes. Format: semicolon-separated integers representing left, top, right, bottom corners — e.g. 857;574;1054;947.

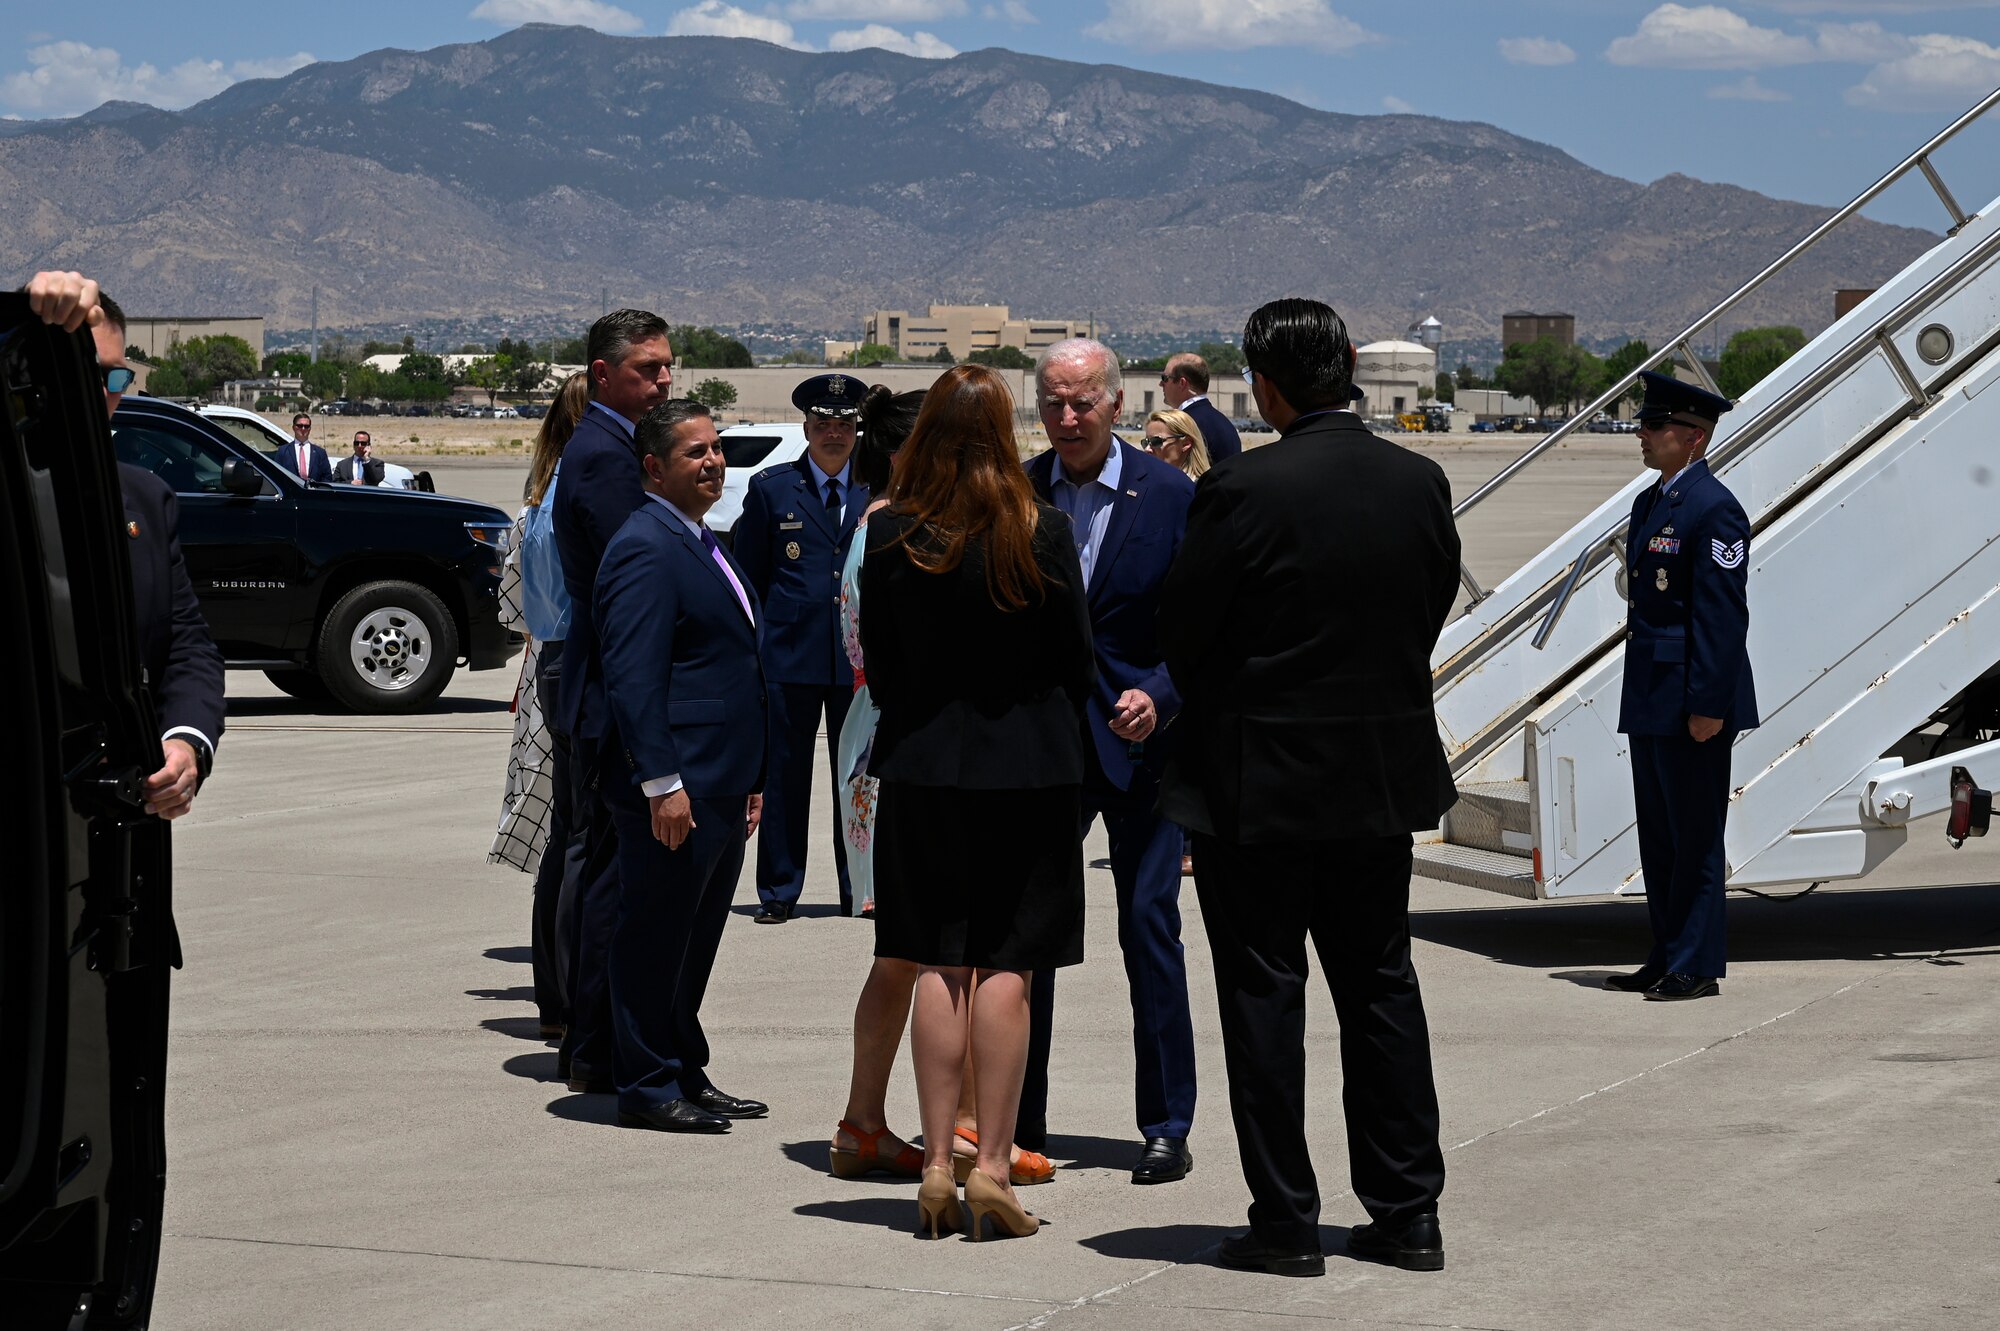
110;397;517;711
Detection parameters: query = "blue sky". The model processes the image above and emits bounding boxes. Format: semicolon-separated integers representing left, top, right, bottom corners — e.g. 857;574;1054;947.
6;1;1999;229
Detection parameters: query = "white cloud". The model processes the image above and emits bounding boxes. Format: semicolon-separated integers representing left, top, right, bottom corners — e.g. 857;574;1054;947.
1847;32;2000;109
983;1;1039;22
1607;5;1819;67
666;1;812;47
1498;36;1576;66
786;0;967;17
828;24;959;56
1085;0;1379;55
1708;73;1791;99
1381;94;1415;113
1750;2;2000;11
0;41;315;116
469;0;646;33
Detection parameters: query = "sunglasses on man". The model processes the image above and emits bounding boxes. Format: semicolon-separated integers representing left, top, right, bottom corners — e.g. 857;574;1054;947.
103;366;136;392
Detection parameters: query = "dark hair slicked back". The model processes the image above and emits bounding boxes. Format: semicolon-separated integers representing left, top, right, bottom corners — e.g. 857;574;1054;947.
633;398;712;464
1242;298;1354;415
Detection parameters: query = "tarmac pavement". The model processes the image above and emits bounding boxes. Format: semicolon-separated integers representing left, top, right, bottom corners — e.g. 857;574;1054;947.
151;448;2000;1329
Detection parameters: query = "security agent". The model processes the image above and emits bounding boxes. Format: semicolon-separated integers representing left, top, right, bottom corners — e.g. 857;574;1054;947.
1611;371;1758;1001
732;372;871;922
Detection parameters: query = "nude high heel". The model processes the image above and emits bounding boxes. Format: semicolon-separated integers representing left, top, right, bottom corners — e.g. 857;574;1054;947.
963;1167;1041;1240
916;1166;964;1239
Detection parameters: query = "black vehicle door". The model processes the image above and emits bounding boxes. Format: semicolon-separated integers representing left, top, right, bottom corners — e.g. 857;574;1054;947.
110;411;308;658
0;297;173;1326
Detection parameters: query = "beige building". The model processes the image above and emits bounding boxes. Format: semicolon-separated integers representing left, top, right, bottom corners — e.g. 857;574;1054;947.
862;305;1081;360
126;315;266;363
1353;339;1438;418
1502;311;1575;349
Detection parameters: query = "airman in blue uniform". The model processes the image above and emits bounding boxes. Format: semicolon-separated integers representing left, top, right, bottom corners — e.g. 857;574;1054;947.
733;373;871;922
1612;371;1758;1000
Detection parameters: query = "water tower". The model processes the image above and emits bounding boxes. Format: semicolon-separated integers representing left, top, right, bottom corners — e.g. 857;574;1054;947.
1407;315;1444;352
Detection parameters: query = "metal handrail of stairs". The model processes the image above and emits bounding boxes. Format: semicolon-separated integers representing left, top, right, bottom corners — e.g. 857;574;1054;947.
1447;85;2000;606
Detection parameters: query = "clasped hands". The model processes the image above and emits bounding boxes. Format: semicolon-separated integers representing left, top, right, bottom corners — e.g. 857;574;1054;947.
649;789;764;849
1108;688;1157;744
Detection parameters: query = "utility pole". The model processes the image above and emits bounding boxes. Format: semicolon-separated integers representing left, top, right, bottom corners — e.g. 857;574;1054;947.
310;286;319;364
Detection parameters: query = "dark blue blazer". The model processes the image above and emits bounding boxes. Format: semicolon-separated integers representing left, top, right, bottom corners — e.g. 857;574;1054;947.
270;442;332;482
1026;439;1193;791
594;500;768;801
733;458;867;687
1618;458;1758;736
551;406;648;739
120;463;225;752
1184;396;1242;465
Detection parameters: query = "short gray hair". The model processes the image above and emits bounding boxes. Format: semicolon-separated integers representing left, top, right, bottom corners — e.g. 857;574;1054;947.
1034;338;1122;400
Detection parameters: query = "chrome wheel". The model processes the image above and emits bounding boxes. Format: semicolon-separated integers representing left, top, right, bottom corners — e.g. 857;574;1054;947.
347;603;434;693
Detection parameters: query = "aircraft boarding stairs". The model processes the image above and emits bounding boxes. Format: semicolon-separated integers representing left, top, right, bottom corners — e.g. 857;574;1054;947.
1414;89;2000;900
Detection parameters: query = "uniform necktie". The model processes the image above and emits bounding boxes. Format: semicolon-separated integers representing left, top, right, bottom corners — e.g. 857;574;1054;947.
824;478;841;523
700;526;755;625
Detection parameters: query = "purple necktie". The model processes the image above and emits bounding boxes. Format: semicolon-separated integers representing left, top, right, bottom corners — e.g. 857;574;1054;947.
701;527;755;623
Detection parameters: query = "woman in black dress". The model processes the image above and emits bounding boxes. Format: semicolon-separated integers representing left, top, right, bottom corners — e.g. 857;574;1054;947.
859;363;1093;1239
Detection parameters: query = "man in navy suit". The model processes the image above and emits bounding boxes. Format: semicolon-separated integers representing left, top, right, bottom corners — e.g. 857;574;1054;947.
732;373;869;922
274;412;333;481
595;399;769;1133
550;309;676;1091
1161;353;1243;464
1612;371;1757;1002
1024;338;1200;1184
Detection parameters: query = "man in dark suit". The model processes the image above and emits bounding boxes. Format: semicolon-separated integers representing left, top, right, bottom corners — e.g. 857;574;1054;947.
274;412;333;482
27;273;225;818
1159;298;1458;1278
594;399;769;1133
1161;352;1243;464
1023;338;1200;1185
1611;371;1757;1002
332;431;386;485
732;373;869;922
550;309;676;1092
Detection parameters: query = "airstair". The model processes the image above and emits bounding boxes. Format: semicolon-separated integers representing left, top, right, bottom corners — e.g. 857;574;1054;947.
1414;88;2000;900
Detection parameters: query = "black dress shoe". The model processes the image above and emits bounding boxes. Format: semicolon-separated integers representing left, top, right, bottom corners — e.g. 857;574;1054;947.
1645;972;1720;1001
1217;1230;1325;1278
1605;966;1667;992
617;1099;731;1133
688;1086;769;1119
1131;1136;1192;1184
1347;1213;1444;1271
754;901;794;925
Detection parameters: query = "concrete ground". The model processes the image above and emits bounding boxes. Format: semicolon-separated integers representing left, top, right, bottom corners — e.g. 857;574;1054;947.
153;450;2000;1329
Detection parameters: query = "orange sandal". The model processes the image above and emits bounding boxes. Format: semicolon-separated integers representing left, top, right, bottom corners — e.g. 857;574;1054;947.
952;1125;1055;1186
829;1119;923;1179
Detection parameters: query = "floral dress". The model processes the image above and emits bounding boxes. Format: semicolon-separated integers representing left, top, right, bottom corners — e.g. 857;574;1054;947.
834;519;880;913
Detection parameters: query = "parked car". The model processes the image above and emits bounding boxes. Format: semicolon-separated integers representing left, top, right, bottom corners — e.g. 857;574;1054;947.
121;397;516;710
1470;420;1498;433
198;404;425;489
515;402;547;420
710;422;809;544
493;405;520;419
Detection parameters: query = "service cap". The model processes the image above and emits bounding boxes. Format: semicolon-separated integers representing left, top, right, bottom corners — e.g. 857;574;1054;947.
792;372;869;419
1634;370;1733;430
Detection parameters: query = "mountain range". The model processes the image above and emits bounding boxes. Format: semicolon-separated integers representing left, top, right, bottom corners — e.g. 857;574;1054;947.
0;24;1941;347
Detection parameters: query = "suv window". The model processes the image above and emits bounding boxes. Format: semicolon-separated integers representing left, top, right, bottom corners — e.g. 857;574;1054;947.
113;419;242;495
209;416;284;452
721;434;783;469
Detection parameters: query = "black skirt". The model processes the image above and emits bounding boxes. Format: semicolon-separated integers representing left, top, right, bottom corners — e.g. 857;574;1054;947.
871;780;1085;971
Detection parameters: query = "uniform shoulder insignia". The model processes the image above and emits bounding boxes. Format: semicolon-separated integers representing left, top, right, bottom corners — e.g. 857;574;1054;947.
1711;539;1746;568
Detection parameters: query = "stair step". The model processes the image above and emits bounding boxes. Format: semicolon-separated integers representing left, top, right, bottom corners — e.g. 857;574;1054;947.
1412;842;1539;899
1442;780;1533;855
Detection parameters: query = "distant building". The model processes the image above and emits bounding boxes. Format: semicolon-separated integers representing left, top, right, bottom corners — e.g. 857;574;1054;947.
1353;339;1438;418
1407;315;1443;351
862;304;1081;361
126;315;267;363
219;376;303;405
1501;311;1575;349
822;340;858;364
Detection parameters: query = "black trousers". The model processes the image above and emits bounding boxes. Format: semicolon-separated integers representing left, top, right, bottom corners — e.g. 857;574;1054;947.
556;730;623;1079
1193;832;1444;1248
531;640;579;1027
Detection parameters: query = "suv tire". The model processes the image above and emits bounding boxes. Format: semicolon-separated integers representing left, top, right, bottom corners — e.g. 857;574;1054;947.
264;668;333;702
317;580;458;713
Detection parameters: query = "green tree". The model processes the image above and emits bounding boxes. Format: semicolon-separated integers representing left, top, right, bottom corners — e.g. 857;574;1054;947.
346;364;383;400
690;378;740;412
1433;371;1455;404
845;343;897;368
1717;326;1806;398
464;356;505;407
265;350;312;376
1493;338;1605;415
127;344;152;364
673;325;753;369
1122;355;1168;372
1602;339;1662;406
1418;385;1434;403
160;334;259;395
968;345;1033;369
777;348;823;365
927;346;957;364
400;352;450;385
302;361;345;400
457;342;491;355
552;336;588;364
1196;341;1245;376
146;363;191;397
1454;361;1487;391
